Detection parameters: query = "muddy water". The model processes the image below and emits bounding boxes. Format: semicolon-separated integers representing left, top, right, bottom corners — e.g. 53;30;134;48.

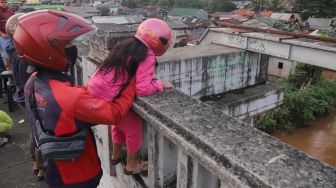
272;111;336;167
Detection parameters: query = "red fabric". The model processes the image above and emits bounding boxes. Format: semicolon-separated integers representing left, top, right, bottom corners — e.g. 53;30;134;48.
0;7;14;33
49;80;80;136
48;78;135;185
74;78;136;125
54;132;101;184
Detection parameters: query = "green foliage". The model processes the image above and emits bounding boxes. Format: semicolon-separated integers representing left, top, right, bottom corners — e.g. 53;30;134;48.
256;64;336;133
318;30;336;37
294;0;336;20
221;2;237;12
122;0;138;8
288;63;323;88
97;6;110;16
254;0;285;12
266;0;285;12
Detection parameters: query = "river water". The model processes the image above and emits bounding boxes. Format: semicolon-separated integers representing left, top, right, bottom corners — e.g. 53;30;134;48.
272;111;336;167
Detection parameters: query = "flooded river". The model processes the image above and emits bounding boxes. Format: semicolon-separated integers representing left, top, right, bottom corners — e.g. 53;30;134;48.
272;111;336;167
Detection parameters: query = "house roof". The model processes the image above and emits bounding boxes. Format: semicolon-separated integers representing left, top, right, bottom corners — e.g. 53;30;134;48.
270;13;293;21
220;14;249;22
95;23;136;34
242;19;270;28
165;20;189;29
209;12;233;19
182;17;212;28
307;18;333;30
232;9;255;16
75;12;99;18
92;15;145;25
62;6;100;14
168;8;202;16
232;1;252;9
259;11;273;17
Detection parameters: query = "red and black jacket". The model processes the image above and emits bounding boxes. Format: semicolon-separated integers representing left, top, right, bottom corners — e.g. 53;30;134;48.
25;70;135;188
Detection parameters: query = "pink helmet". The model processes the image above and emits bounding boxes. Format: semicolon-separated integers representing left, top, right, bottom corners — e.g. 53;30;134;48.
135;18;172;56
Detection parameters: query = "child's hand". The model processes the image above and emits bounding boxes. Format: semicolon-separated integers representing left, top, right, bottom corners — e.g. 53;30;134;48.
161;80;174;89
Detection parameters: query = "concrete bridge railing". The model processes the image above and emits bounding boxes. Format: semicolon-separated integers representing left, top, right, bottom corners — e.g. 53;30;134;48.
74;28;336;187
94;89;336;188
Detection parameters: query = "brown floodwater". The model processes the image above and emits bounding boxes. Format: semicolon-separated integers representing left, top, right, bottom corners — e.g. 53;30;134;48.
272;111;336;167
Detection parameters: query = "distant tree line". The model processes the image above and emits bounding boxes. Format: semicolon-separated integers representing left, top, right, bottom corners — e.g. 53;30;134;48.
121;0;237;12
294;0;336;20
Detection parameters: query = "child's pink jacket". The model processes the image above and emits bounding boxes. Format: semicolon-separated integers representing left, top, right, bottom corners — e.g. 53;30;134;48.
88;48;163;101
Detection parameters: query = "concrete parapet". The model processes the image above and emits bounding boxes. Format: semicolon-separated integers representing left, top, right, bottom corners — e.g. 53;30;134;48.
131;89;336;187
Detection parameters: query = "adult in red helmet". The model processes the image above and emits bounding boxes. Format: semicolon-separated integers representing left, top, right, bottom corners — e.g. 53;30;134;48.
13;10;136;188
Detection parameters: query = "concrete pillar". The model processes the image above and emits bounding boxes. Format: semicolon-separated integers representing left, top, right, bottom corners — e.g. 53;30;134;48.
177;148;192;188
148;125;177;187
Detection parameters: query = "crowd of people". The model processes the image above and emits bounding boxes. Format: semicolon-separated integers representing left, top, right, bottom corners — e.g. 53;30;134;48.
1;1;173;187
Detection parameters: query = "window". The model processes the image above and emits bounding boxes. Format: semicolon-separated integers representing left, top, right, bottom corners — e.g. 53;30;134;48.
278;62;284;69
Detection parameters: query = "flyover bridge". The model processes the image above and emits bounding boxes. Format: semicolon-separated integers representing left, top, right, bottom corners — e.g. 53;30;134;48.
199;27;336;70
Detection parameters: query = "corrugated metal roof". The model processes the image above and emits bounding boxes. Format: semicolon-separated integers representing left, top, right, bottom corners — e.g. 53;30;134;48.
62;6;100;13
259;11;273;17
242;19;270;28
95;23;136;33
270;13;293;21
75;12;99;18
92;15;144;25
307;18;333;30
168;8;201;16
220;14;249;22
165;20;189;29
232;9;255;16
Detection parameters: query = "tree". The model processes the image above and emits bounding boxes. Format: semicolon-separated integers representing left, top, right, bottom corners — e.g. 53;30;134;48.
266;0;285;12
294;0;336;20
222;2;237;12
97;6;110;16
122;0;138;8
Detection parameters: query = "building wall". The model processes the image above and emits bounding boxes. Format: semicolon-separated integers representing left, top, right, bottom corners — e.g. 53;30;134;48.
156;50;266;99
267;56;297;78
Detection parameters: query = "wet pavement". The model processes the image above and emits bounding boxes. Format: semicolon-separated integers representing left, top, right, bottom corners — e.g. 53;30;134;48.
0;96;47;188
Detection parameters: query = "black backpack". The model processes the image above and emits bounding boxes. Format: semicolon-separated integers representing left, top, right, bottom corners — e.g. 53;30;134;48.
28;77;87;161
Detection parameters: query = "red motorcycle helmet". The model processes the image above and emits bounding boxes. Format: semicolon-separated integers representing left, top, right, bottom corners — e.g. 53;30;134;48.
13;10;97;71
135;18;172;56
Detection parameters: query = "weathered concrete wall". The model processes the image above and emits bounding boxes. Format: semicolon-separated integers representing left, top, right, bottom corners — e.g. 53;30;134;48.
156;44;267;98
268;56;297;79
199;28;336;70
132;90;336;187
76;45;335;188
204;84;284;119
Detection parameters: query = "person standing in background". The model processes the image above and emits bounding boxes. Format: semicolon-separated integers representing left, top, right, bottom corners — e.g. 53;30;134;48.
0;0;13;73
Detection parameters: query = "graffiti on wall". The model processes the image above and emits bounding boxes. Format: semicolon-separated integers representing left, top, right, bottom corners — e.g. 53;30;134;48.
248;39;266;52
207;54;253;82
227;34;247;48
208;57;228;82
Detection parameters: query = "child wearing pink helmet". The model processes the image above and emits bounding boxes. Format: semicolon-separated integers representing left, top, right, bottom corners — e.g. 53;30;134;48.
88;18;173;175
